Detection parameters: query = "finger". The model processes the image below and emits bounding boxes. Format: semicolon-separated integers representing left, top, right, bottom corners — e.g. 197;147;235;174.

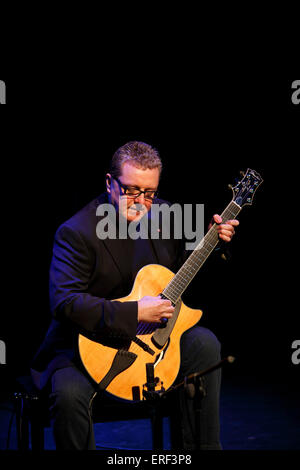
219;233;232;242
160;313;173;322
218;226;235;235
213;214;222;224
162;305;175;313
218;223;236;232
226;219;239;226
161;312;173;318
220;231;235;242
159;295;171;303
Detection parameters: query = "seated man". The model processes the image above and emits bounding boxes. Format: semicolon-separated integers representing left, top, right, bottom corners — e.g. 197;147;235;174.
31;141;238;450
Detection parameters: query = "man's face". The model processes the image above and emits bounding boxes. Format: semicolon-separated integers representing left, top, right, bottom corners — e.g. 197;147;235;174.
106;162;160;223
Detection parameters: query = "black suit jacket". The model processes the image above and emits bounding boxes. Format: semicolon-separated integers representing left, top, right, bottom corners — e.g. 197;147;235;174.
32;193;185;387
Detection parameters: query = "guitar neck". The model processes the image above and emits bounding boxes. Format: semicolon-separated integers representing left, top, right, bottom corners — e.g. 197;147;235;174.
163;200;242;304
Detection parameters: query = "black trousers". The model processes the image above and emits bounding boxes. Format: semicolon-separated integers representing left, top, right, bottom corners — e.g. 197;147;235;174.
49;326;222;450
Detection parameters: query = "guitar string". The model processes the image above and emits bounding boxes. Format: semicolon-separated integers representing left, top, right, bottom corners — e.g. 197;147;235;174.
131;250;212;350
116;181;262;370
164;202;240;300
131;201;241;352
163;201;241;303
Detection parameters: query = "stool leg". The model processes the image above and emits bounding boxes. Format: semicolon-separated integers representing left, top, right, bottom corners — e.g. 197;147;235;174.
169;392;183;450
169;411;183;449
31;418;45;450
150;407;164;450
15;395;29;450
30;399;45;450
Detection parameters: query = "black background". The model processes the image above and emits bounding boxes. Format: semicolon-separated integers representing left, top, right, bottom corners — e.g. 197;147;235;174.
0;75;298;394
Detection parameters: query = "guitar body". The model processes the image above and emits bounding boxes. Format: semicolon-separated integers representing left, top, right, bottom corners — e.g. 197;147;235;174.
78;264;202;401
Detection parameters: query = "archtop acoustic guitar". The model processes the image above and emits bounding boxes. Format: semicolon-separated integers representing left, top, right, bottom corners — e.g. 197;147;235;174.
78;169;263;401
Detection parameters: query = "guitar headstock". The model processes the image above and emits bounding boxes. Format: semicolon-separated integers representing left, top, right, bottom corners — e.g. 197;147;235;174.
230;169;263;207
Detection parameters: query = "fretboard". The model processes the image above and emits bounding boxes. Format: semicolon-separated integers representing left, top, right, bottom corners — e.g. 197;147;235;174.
163;200;241;304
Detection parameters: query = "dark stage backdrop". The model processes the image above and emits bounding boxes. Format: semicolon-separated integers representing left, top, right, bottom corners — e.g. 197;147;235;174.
0;78;298;395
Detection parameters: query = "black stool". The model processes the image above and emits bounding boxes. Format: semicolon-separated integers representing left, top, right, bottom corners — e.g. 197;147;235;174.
14;375;183;450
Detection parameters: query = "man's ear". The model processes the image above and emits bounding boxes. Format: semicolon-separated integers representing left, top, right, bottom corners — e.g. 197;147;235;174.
106;173;112;193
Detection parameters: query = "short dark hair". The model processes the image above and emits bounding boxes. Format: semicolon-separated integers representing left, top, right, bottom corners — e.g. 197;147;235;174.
110;141;162;178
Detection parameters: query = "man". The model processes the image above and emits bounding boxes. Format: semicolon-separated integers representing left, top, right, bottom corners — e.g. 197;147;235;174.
31;141;239;450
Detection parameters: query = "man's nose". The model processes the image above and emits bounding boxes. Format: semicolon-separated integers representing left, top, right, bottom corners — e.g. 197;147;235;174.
134;192;146;203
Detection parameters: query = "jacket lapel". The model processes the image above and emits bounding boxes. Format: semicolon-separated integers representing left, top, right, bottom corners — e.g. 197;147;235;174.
94;193;131;285
147;201;174;267
95;194;173;283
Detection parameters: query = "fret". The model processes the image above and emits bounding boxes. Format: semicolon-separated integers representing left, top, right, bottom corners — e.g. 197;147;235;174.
205;240;216;250
165;283;182;297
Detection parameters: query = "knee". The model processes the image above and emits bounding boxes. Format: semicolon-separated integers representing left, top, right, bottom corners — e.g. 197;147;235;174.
51;384;81;412
49;369;92;416
180;326;221;372
193;327;221;359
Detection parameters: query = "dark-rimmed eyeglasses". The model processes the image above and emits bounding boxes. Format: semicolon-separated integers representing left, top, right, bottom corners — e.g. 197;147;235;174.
113;176;158;201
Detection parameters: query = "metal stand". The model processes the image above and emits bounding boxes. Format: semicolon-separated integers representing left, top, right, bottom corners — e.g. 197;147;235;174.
142;356;235;450
142;363;166;449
